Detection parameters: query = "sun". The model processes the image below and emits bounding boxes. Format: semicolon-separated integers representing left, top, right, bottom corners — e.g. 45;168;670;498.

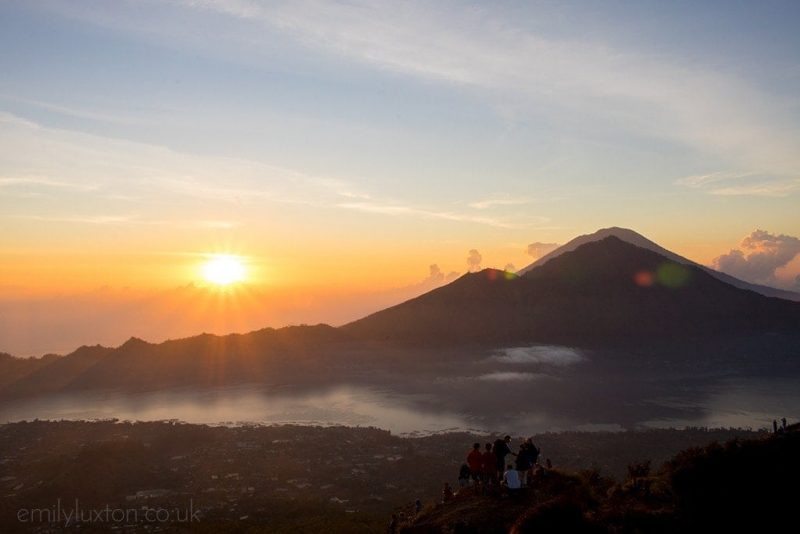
201;255;246;285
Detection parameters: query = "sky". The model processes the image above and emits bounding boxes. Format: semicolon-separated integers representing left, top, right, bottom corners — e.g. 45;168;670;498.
1;1;799;355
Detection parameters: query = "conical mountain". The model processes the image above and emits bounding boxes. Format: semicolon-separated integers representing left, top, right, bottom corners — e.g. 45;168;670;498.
342;236;800;346
518;227;800;301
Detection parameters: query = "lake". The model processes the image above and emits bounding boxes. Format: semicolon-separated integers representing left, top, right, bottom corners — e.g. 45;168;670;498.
2;374;798;435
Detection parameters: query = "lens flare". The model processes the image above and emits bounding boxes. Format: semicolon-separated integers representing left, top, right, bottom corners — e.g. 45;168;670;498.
656;263;691;288
633;264;691;289
634;270;655;287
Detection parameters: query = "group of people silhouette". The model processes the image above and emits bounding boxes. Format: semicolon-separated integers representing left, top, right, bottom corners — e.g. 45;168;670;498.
443;435;550;501
773;417;788;434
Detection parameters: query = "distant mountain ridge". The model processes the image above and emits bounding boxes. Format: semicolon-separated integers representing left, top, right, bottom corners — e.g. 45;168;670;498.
0;325;346;398
518;227;800;302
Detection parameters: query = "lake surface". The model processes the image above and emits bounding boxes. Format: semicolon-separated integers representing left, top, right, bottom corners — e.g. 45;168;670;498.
3;343;799;434
0;385;477;435
2;374;798;435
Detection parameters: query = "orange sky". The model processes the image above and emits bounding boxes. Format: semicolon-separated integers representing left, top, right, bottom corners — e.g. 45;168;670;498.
0;233;761;295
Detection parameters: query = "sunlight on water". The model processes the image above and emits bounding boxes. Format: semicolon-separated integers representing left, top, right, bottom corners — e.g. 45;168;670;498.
642;377;800;430
0;386;473;435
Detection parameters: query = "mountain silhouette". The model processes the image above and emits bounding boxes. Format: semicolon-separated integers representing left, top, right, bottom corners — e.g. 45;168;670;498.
518;227;800;301
0;325;346;398
0;352;59;389
342;236;800;345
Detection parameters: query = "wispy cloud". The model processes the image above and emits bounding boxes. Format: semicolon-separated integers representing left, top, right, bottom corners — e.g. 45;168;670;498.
32;1;800;203
674;171;758;189
0;110;353;207
3;111;533;229
14;214;242;229
710;180;800;197
675;171;800;197
0;111;42;130
0;176;98;191
0;94;153;126
185;219;241;229
468;195;532;210
337;200;546;229
16;214;136;225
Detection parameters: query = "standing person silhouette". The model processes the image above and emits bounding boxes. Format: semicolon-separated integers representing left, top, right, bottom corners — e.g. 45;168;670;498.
467;442;483;483
493;435;515;474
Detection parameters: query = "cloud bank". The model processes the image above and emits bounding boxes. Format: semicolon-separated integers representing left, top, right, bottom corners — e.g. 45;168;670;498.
712;230;800;286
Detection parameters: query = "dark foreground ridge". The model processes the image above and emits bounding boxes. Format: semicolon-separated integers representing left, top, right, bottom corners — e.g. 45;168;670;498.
0;421;766;533
399;423;800;533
